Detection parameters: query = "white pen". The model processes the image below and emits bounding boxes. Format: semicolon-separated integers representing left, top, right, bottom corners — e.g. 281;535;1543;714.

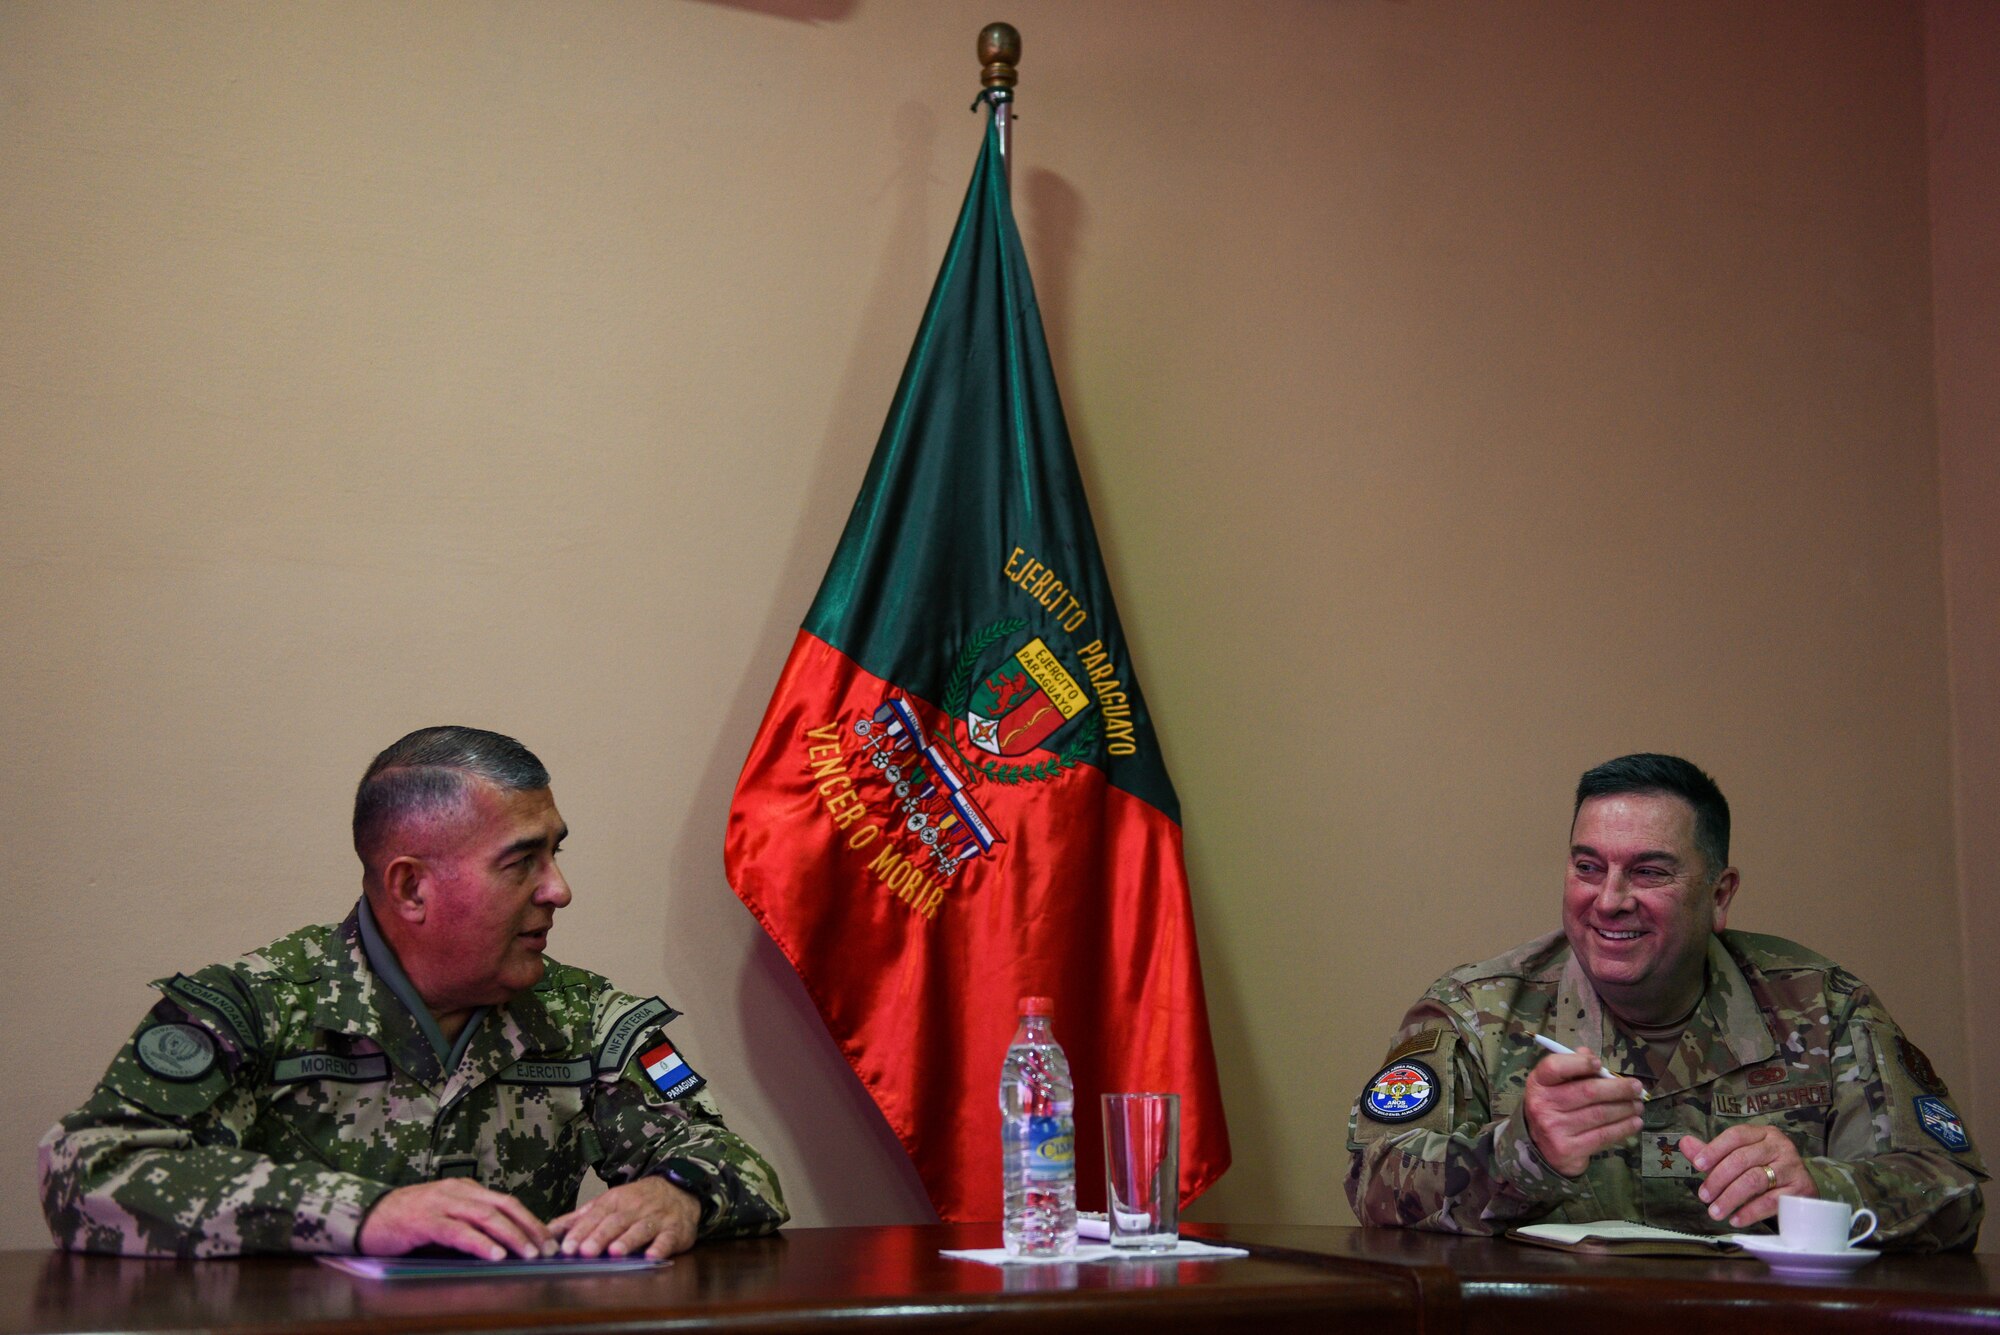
1533;1033;1647;1100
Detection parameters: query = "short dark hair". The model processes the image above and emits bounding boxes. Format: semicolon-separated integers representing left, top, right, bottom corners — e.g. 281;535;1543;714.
353;726;549;870
1573;753;1730;877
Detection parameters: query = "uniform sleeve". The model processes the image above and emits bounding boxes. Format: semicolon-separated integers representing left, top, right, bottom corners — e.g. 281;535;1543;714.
37;980;394;1257
589;997;788;1242
1344;986;1594;1232
1802;979;1986;1252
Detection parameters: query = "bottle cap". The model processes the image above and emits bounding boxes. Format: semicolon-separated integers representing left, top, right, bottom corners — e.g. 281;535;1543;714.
1019;996;1053;1017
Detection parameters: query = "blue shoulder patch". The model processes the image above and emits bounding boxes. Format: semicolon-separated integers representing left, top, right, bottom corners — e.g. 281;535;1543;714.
1915;1096;1970;1152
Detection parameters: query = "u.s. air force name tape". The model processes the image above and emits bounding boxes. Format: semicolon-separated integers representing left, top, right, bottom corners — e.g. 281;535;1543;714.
498;1057;594;1086
638;1038;706;1101
270;1052;390;1084
596;997;680;1076
1361;1058;1438;1123
134;1023;217;1082
164;974;258;1051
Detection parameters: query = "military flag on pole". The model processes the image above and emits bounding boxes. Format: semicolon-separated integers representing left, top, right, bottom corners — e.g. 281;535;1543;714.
724;107;1229;1221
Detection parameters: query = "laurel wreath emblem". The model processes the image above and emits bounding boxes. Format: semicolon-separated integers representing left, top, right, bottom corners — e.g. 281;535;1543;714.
938;617;1099;784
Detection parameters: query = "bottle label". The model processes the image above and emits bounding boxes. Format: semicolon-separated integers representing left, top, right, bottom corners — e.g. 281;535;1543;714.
1022;1115;1074;1183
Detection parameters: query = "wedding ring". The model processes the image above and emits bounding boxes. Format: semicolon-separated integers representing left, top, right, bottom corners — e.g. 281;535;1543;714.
1763;1164;1777;1189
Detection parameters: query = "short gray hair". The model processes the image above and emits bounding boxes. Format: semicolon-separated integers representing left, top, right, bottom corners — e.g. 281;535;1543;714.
353;726;549;869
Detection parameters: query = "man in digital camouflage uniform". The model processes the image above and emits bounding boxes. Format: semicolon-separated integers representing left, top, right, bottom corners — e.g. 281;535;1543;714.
1347;753;1984;1251
40;726;788;1260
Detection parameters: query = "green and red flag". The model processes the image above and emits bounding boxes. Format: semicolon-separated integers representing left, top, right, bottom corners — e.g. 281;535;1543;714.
725;107;1229;1221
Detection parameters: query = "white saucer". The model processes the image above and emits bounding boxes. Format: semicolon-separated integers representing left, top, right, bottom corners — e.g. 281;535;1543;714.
1728;1233;1879;1277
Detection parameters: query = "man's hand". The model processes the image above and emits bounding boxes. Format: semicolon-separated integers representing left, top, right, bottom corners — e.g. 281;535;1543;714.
1521;1047;1646;1177
1680;1126;1813;1228
549;1176;702;1260
358;1180;555;1260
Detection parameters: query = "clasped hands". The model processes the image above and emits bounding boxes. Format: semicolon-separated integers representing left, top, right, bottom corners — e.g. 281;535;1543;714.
357;1175;701;1261
1522;1047;1813;1227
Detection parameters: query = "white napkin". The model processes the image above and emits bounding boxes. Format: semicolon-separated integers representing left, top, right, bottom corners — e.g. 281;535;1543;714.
940;1239;1249;1266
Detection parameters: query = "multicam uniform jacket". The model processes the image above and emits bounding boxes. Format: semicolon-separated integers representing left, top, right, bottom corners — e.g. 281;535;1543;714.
1346;930;1985;1251
39;908;789;1256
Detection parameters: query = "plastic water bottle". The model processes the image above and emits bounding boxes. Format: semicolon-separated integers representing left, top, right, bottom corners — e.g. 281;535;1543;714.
1000;995;1077;1257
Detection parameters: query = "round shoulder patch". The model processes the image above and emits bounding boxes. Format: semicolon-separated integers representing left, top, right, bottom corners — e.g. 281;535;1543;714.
1362;1059;1438;1123
135;1022;218;1082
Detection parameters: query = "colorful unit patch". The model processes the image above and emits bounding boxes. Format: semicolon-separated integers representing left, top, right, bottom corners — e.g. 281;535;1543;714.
1915;1096;1970;1151
639;1038;706;1101
1362;1059;1438;1123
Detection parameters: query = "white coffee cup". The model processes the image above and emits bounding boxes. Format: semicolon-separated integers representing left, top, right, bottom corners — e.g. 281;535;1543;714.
1777;1194;1877;1252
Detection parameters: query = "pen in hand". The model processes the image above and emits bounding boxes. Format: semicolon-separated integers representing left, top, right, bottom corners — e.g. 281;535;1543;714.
1533;1034;1647;1100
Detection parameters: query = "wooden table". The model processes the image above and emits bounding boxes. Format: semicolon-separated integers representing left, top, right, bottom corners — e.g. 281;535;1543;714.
4;1224;1995;1334
1228;1223;2000;1333
3;1225;1402;1335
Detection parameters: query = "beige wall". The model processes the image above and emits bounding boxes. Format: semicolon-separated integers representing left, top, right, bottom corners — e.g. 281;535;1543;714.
1931;0;2000;1180
0;0;1984;1249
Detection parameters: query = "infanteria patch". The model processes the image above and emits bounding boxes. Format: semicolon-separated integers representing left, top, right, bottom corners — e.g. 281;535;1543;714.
638;1037;706;1101
1915;1097;1971;1152
134;1023;217;1082
597;997;677;1076
1362;1059;1438;1123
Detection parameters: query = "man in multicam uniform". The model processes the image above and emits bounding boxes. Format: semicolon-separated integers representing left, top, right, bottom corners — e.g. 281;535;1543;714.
40;726;788;1260
1347;753;1985;1251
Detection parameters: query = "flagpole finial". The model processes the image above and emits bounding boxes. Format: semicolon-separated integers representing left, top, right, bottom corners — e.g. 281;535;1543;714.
978;23;1020;90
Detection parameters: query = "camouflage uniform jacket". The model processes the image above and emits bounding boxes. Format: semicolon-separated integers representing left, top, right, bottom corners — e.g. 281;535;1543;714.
39;909;789;1256
1346;930;1985;1251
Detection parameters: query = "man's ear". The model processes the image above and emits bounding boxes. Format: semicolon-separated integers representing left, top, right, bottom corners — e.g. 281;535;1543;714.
1710;866;1740;931
379;856;430;925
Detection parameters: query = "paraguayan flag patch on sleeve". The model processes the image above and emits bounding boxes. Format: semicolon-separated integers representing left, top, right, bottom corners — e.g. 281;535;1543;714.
639;1036;706;1101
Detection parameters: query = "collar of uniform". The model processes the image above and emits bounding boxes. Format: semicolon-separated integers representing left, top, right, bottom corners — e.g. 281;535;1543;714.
1553;942;1613;1056
322;903;446;1086
1652;935;1776;1096
1554;934;1777;1097
437;984;570;1118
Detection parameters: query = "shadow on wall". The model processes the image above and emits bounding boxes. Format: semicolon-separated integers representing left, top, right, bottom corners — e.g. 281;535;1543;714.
738;934;937;1220
660;97;947;1224
1021;168;1085;383
683;0;859;24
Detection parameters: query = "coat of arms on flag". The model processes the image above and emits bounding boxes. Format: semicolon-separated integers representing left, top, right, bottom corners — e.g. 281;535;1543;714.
966;635;1091;757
